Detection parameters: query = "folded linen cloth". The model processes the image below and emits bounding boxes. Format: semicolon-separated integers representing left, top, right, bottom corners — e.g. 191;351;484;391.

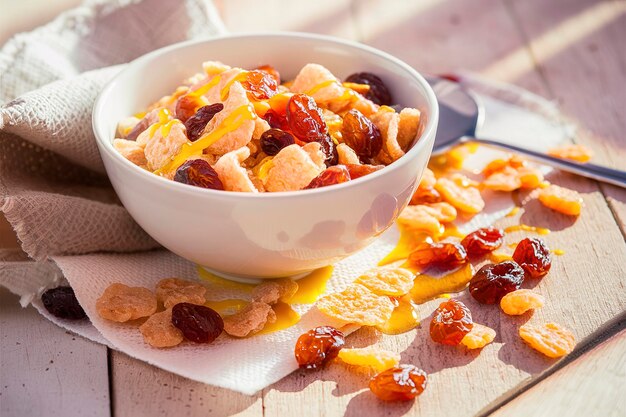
0;0;573;394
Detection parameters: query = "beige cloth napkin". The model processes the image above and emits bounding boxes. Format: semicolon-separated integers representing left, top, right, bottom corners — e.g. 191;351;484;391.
0;0;574;395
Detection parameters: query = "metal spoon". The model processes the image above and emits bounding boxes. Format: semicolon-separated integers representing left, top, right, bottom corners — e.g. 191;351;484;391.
427;76;626;188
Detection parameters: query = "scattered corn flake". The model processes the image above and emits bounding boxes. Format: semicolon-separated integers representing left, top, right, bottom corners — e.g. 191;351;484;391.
113;139;147;168
290;63;344;103
519;322;576;358
139;309;184;348
337;347;401;372
422;202;457;222
517;166;544;189
461;323;496;349
202;60;231;76
548;144;593;163
155;277;207;309
500;289;545;316
435;177;485;214
214;147;259;192
96;283;157;322
337;143;361;165
251;279;299;305
316;284;395;326
419;168;437;189
483;166;522;191
396;205;444;236
264;144;323;191
223;301;276;338
354;267;415;297
538;184;583;216
482;158;509;177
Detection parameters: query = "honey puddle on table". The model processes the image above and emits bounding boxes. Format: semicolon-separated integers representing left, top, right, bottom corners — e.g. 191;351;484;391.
199;266;334;335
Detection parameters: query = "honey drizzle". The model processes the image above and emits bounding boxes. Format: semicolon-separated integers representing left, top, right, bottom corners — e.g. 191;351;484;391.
408;263;474;304
504;224;551;235
506;206;521;217
552;249;565;256
147;108;181;138
205;299;248;315
376;297;420;335
220;71;250;101
286;266;334;304
154;104;256;175
305;79;340;96
258;302;301;334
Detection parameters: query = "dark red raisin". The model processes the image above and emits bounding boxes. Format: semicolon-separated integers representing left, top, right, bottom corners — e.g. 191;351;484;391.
306;165;351;189
286;93;328;142
263;109;289;130
171;302;223;343
174;159;224;190
41;286;87;320
184;103;224;142
341;109;383;160
294;326;345;369
345;164;383;180
126;117;150;141
512;237;552;278
406;242;467;275
318;134;338;166
469;261;524;304
461;227;505;258
260;128;295;156
345;72;392;105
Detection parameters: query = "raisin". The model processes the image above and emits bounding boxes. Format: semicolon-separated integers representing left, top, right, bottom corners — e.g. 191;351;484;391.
469;261;525;304
305;165;351;189
286;93;327;142
175;95;200;122
171;302;224;343
126;117;150;141
184;103;224;142
341;109;383;160
294;326;345;369
263;109;289;130
260;128;295;156
461;227;505;258
318;134;338;166
345;72;392;105
174;159;224;190
256;64;281;85
243;69;278;100
512;237;552;278
345;164;383;180
369;364;427;401
406;242;467;275
41;286;87;320
430;299;473;345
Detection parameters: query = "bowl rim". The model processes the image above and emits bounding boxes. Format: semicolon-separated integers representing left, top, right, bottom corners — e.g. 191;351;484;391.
93;31;439;199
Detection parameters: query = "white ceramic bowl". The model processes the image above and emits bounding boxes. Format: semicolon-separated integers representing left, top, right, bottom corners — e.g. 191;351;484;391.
93;33;438;280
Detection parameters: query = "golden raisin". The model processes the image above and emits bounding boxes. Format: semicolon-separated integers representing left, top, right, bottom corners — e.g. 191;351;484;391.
500;289;545;315
460;323;496;349
295;326;345;369
435;177;484;214
519;322;576;358
369;365;427;402
430;299;473;345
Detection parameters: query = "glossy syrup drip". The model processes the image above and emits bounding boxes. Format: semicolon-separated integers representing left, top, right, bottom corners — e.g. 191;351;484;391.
506;206;521;217
147;108;181;139
286;266;334;304
258;302;301;334
376;297;420;335
220;71;250;101
205;299;248;315
408;263;474;304
552;249;565;256
154;104;256;175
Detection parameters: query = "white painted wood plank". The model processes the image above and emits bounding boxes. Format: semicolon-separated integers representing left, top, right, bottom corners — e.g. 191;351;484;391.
0;288;110;417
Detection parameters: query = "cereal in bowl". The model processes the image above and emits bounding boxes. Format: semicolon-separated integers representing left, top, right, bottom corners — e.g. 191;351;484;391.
115;62;422;191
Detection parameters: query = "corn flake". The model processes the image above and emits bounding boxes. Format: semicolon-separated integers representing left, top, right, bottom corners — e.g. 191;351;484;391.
461;323;496;349
354;267;415;296
548;144;593;163
338;347;401;372
500;289;545;315
316;284;395;326
538;184;583;216
435;177;485;214
223;301;277;338
519;322;576;358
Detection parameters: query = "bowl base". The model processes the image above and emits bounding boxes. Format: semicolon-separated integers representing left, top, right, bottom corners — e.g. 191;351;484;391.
199;266;312;284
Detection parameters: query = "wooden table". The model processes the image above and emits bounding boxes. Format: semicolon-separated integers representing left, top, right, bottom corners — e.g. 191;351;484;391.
1;0;625;415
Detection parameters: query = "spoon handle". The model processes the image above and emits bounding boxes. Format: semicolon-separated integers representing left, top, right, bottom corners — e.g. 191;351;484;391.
467;137;626;188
